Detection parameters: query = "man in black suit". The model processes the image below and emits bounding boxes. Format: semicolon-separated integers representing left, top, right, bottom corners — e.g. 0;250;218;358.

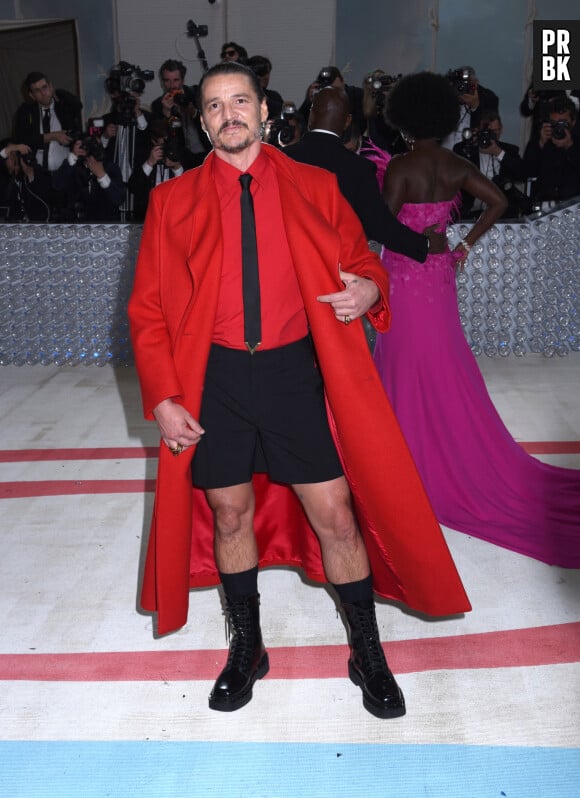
442;65;499;151
13;71;82;174
284;86;445;262
453;110;530;218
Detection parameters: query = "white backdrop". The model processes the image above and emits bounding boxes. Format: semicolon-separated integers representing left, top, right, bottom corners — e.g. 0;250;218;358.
113;0;337;112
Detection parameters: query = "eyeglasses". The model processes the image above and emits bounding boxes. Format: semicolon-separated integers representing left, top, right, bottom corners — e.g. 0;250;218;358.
223;49;237;57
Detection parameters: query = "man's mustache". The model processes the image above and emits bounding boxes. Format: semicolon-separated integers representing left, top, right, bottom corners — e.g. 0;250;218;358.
219;119;248;133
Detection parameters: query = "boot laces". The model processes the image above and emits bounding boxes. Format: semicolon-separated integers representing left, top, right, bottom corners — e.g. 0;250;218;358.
224;601;257;671
353;605;388;673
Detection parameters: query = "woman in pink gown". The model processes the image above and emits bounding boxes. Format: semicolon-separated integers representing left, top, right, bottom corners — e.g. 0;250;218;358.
372;72;580;567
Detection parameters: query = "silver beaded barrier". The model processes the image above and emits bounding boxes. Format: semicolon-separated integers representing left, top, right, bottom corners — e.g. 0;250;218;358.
1;203;579;366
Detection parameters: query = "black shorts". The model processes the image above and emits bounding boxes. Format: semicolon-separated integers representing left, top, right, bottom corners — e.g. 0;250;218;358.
191;336;343;489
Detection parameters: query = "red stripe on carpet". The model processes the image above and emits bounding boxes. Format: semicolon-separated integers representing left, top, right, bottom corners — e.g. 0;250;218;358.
0;447;159;462
1;442;579;464
0;480;156;498
520;441;580;454
0;623;577;682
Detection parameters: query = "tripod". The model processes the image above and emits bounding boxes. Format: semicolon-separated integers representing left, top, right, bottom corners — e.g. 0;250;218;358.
114;122;137;222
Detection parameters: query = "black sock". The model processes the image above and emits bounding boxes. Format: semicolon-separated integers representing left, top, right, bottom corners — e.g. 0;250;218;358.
219;566;259;600
331;574;374;605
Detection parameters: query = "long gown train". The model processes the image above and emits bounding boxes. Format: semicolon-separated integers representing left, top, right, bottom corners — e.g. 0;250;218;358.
373;200;580;567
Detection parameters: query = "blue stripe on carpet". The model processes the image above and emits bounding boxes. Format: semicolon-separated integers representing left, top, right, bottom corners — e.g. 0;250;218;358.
1;742;578;797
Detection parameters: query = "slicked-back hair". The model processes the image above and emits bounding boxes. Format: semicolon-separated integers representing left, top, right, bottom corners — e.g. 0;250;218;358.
386;71;460;140
197;62;265;111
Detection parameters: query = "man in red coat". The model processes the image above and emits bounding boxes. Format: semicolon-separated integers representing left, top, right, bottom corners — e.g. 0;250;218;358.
128;62;470;720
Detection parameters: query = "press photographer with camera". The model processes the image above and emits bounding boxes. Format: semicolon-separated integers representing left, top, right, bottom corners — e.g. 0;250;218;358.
51;128;125;222
13;71;83;175
247;55;285;120
523;96;580;204
298;66;365;138
0;139;53;221
453;110;529;219
441;65;499;150
127;117;203;220
362;70;405;154
151;59;209;158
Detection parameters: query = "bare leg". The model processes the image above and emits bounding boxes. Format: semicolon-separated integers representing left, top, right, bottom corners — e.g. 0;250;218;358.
205;481;268;712
292;476;370;584
205;482;259;574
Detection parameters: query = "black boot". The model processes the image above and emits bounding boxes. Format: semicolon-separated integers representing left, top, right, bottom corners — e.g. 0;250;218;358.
342;599;406;719
208;593;269;712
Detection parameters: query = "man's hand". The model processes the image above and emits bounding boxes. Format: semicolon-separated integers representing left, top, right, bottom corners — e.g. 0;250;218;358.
317;269;380;324
86;155;106;179
51;130;73;146
153;398;205;452
423;224;447;254
539;121;552;148
460;87;479;110
147;143;164;166
5;143;31;156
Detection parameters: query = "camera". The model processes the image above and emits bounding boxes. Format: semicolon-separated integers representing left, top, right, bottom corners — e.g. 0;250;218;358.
550;119;570;140
366;73;401;110
106;61;154;125
17;151;36;167
69;130;105;162
316;67;336;90
477;127;498;149
455;127;478;157
107;61;154;95
163;118;185;162
447;68;476;95
267;102;298;147
186;20;208;38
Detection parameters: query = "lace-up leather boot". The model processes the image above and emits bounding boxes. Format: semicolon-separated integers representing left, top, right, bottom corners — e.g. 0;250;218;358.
342;598;406;719
208;593;269;712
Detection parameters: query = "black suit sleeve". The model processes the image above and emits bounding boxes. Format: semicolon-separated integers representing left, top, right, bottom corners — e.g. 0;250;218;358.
355;163;428;262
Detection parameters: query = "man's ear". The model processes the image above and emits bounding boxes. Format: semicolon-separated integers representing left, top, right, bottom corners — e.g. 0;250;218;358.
342;113;353;132
260;98;269;123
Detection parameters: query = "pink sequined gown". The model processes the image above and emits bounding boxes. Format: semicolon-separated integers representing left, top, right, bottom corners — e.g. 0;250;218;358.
373;200;580;567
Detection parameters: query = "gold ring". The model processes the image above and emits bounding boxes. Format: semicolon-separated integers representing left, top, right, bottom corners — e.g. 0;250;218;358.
169;443;184;456
344;315;351;325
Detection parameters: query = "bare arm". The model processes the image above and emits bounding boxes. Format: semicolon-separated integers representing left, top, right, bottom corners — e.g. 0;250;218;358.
382;154;408;217
460;160;508;249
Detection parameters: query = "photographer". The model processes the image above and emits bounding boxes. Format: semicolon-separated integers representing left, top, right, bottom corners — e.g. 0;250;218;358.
362;69;405;154
441;65;499;150
453;110;529;219
127;118;202;220
523;96;580;204
247;55;285;120
0;140;53;221
51;133;125;222
298;66;365;136
265;102;306;148
13;71;82;174
151;59;209;157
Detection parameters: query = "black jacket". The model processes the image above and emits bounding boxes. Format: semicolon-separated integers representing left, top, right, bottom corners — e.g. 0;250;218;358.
127;148;204;220
284;131;428;262
523;136;580;203
13;89;83;151
51;156;125;222
453;139;529;216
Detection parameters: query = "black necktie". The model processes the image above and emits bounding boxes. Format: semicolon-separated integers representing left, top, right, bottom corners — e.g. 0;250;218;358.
239;173;261;354
42;108;51;170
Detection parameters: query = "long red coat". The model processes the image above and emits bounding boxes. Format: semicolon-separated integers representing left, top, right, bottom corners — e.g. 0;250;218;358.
128;144;471;635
